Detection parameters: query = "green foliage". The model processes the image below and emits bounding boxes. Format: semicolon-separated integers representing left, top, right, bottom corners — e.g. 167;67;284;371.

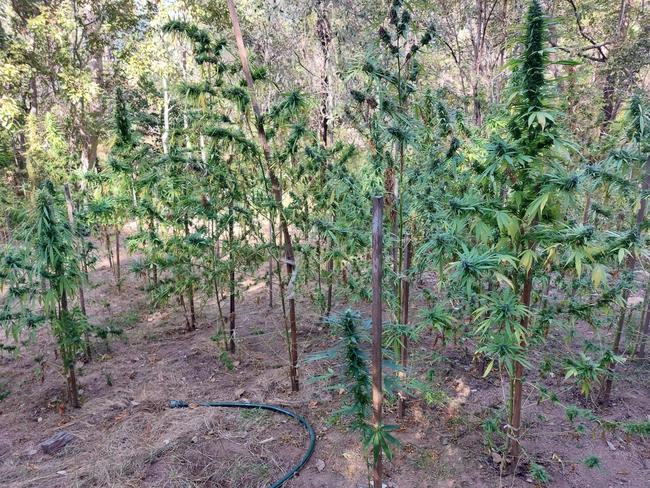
529;462;551;485
564;353;606;398
621;421;650;437
317;310;372;430
0;182;86;404
582;456;601;469
363;422;400;466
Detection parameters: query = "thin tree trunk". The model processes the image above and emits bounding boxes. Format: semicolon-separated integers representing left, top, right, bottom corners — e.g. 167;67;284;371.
60;289;80;408
316;0;334;316
268;221;274;308
509;267;533;466
115;228;121;291
228;206;236;352
63;184;91;360
104;230;113;269
398;233;412;418
149;215;158;286
227;0;299;391
184;218;196;331
601;155;650;402
371;196;384;488
179;294;191;331
162;76;170;155
637;290;650;359
326;243;334;315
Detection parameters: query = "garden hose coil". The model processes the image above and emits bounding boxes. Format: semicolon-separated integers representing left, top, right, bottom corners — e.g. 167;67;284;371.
169;400;316;487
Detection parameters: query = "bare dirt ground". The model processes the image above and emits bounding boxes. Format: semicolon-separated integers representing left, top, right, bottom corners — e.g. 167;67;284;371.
1;248;649;487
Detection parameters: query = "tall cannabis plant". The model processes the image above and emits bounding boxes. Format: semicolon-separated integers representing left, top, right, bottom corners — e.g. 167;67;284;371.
1;182;86;407
433;0;607;467
347;0;437;417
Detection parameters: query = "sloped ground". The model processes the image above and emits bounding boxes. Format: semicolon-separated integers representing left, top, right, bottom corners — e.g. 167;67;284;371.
0;248;648;487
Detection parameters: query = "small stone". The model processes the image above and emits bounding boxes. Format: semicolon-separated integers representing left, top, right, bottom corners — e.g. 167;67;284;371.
191;436;198;443
57;470;67;475
130;400;140;406
315;458;325;472
607;440;616;451
37;417;42;423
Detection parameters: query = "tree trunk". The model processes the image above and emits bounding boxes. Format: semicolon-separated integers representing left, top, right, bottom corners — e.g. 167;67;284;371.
105;230;113;269
508;267;533;466
226;0;299;391
184;218;196;331
60;290;80;408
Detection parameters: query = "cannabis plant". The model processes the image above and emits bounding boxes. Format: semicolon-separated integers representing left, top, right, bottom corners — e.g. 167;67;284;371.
1;182;87;407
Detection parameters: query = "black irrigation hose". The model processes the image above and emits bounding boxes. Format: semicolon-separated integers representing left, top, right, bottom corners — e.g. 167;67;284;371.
169;400;316;488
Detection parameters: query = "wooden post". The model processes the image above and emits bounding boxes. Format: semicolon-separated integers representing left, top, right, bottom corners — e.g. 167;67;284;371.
371;196;384;488
397;232;412;418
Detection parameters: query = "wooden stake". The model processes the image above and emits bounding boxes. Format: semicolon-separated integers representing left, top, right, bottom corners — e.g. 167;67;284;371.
371;196;384;488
